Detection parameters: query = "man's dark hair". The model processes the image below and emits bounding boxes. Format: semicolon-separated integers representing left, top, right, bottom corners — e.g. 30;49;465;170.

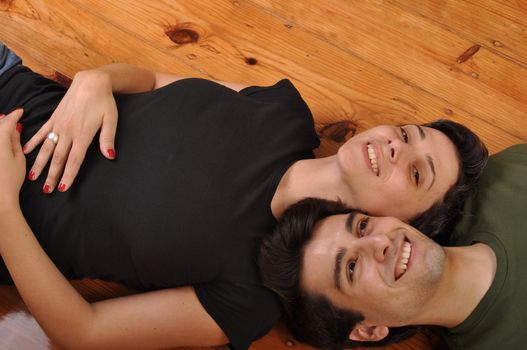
259;198;418;350
413;119;488;244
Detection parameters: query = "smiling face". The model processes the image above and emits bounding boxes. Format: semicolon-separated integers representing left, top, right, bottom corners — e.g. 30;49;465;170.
301;212;446;328
336;124;459;221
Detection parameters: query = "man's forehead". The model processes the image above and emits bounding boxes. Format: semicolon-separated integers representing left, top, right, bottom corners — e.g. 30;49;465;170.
312;214;352;241
303;213;357;293
302;224;344;291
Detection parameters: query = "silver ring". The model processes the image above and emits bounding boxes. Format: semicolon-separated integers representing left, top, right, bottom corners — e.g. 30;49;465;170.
47;132;59;145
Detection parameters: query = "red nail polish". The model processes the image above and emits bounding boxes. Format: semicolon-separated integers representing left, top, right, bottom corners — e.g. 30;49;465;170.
28;170;35;181
0;114;5;119
16;123;23;133
43;184;52;194
58;183;67;192
107;148;116;159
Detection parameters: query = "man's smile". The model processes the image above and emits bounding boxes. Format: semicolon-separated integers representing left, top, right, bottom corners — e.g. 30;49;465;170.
394;239;412;280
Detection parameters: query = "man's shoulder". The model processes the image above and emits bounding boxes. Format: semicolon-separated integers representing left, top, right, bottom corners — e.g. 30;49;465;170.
486;144;527;168
451;143;527;245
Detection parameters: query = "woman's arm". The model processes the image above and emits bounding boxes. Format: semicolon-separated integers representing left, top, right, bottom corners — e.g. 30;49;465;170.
0;109;228;350
83;63;247;92
23;64;247;194
0;211;229;349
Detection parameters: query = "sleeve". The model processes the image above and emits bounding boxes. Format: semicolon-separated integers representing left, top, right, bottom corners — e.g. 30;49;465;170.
240;79;312;113
194;281;282;350
241;79;319;153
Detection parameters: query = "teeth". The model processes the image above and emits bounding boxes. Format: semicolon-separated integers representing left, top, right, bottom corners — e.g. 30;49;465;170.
401;242;411;269
367;144;379;175
396;242;412;279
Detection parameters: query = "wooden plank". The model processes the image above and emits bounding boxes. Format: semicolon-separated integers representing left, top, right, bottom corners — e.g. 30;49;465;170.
54;0;521;155
249;0;527;149
3;1;519;155
0;0;199;77
388;0;527;66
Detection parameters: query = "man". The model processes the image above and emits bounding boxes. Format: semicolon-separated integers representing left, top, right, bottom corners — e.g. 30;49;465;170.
259;144;527;349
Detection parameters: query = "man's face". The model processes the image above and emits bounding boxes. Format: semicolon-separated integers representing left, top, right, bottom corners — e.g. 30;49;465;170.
301;212;446;328
336;124;459;221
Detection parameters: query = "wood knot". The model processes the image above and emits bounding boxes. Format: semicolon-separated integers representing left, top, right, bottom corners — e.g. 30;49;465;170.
319;120;357;143
492;40;503;47
244;57;258;65
52;71;72;87
456;44;481;64
165;24;200;45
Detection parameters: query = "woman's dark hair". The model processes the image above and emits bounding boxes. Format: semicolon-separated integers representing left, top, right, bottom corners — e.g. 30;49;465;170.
259;198;418;349
412;119;488;243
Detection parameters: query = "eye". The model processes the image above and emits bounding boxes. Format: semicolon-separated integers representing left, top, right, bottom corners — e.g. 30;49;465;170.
357;217;369;237
412;166;420;185
400;127;409;143
348;261;356;280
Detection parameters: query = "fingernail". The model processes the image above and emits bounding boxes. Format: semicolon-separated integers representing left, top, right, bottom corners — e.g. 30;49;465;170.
107;148;116;159
22;145;28;153
28;170;35;181
13;107;24;113
58;183;67;192
43;184;52;194
0;114;5;119
16;123;23;133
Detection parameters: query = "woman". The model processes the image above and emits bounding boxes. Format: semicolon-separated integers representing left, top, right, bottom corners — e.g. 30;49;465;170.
0;44;487;350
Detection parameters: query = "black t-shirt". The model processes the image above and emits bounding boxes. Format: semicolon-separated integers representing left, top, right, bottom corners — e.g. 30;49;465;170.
0;66;320;349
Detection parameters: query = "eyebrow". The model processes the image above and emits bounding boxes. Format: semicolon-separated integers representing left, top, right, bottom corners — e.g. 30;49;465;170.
345;211;357;233
414;125;436;191
415;124;425;140
334;211;359;291
334;247;347;291
426;154;436;191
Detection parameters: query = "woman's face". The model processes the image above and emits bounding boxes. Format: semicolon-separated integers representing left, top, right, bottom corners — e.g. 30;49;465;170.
336;124;459;221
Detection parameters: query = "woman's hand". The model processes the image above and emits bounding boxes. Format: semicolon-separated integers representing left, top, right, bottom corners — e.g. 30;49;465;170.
0;109;25;208
23;69;118;193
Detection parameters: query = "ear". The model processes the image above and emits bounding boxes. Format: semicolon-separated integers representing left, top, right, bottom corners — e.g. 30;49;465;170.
349;322;389;342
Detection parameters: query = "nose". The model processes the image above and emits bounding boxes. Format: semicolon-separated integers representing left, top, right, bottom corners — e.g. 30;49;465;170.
359;234;392;263
387;138;408;164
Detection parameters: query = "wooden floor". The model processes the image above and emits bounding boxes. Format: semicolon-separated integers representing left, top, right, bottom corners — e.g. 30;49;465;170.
1;0;526;349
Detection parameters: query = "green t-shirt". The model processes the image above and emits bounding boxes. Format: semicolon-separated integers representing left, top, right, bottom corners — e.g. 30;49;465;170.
444;144;527;349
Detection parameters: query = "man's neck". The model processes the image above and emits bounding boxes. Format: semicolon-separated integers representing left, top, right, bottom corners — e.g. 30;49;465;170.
270;156;353;217
417;243;497;328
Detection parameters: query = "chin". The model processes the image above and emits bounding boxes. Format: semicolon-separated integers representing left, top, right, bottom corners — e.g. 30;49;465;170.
336;146;356;177
422;244;446;284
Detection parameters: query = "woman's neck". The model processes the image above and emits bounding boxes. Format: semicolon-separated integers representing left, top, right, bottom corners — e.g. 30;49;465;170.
271;156;352;217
